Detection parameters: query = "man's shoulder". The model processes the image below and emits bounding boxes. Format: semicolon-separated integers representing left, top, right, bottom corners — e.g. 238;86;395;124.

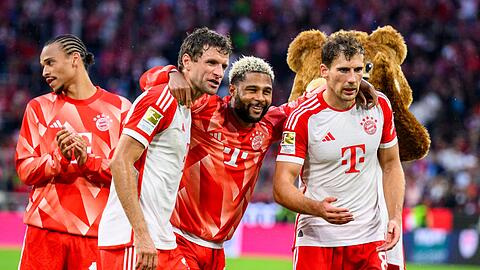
287;94;325;120
134;83;178;109
192;94;224;114
97;88;132;106
26;92;58;110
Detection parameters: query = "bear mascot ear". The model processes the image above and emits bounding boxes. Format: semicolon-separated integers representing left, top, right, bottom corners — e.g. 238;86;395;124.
287;30;327;102
367;26;430;161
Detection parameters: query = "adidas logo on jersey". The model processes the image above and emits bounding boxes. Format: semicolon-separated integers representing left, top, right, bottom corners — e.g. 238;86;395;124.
321;132;335;142
49;120;63;128
210;132;222;141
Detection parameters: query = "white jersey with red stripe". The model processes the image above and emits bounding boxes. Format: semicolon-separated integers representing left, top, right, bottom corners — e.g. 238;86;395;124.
98;83;191;250
277;89;397;247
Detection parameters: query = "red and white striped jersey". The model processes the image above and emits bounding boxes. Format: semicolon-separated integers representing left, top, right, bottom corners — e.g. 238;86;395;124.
15;87;131;237
98;83;191;250
277;90;397;247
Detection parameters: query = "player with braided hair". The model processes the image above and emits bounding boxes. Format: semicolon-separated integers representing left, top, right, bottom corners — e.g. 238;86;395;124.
15;34;131;270
44;34;95;69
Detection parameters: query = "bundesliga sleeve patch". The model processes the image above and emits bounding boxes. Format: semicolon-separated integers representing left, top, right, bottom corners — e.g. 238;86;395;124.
137;106;163;136
280;131;296;154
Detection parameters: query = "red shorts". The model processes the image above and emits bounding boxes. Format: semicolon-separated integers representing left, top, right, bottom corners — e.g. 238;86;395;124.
294;241;388;270
19;225;97;270
98;245;189;270
175;233;225;270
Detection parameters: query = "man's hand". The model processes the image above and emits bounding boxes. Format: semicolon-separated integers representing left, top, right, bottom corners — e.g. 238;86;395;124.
56;128;76;160
357;79;378;109
377;219;401;252
72;135;88;166
134;234;158;270
168;71;191;107
316;197;354;225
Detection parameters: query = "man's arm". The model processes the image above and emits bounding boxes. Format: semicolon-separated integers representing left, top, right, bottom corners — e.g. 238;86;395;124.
377;143;405;251
139;65;196;108
273;161;354;224
110;135;158;270
15;104;78;186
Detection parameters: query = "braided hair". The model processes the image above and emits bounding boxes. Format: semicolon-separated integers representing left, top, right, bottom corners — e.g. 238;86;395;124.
45;34;95;69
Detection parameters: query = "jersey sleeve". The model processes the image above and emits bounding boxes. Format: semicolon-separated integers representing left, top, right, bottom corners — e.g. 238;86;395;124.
15;101;77;186
267;86;326;141
78;97;133;184
123;85;177;148
139;65;177;91
378;92;397;148
275;107;310;165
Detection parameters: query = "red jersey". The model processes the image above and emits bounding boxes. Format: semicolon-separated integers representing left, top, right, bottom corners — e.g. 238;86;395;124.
15;87;131;237
171;94;291;244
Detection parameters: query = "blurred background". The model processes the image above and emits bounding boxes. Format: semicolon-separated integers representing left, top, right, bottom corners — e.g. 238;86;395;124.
0;0;479;268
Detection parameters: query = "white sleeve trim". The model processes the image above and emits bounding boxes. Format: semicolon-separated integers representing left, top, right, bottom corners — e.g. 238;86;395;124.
276;155;305;165
379;137;398;149
123;128;149;148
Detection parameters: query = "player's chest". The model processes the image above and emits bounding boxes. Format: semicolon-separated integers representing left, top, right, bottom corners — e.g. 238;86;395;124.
43;103;119;149
191;124;271;172
195;111;271;151
307;110;383;161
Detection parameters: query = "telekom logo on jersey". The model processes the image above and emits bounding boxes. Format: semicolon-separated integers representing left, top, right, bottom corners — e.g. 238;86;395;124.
341;144;366;174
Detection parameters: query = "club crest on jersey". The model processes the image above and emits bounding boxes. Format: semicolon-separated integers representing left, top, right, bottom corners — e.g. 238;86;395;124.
93;114;113;131
250;131;264;150
360;116;378;135
138;106;163;135
280;131;295;154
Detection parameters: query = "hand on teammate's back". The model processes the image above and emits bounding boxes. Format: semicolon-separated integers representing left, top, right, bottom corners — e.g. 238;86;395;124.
316;197;354;225
168;71;192;108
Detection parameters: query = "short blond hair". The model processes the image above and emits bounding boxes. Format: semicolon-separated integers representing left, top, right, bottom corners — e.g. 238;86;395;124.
228;56;275;85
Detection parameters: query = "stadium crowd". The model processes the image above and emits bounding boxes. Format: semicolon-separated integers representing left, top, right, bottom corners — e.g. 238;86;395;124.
0;0;479;216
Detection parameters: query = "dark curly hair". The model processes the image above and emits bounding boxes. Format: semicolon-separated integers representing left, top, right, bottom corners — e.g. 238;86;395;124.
177;27;233;71
322;31;364;68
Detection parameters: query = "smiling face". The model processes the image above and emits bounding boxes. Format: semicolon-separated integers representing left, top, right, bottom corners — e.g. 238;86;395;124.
40;43;78;94
321;52;364;110
229;72;273;126
182;46;229;96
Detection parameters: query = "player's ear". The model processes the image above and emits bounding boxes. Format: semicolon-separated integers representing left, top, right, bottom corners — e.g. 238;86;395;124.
320;64;329;79
71;51;81;68
182;54;192;71
229;84;238;96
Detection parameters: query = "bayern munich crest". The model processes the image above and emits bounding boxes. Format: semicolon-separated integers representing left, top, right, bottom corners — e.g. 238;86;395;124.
360;116;377;135
93;114;113;131
250;131;264;150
